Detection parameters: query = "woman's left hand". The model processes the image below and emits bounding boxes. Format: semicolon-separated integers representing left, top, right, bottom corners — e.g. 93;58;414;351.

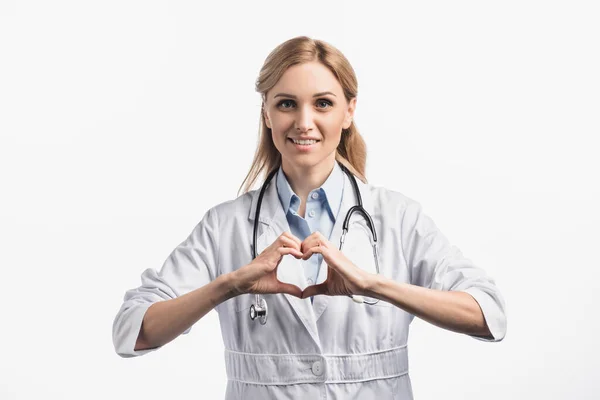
300;231;375;299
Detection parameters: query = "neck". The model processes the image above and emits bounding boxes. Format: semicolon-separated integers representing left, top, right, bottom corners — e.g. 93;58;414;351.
281;157;336;201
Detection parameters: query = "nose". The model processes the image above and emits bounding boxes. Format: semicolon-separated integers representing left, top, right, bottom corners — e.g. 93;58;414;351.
295;104;315;133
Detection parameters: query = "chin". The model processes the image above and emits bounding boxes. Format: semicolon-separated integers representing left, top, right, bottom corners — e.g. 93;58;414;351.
285;155;328;168
286;157;313;167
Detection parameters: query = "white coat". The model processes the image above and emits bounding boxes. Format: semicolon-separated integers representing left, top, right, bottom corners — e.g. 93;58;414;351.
113;171;507;399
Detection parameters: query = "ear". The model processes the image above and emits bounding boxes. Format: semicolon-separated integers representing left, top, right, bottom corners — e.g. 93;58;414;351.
342;97;357;130
263;103;271;129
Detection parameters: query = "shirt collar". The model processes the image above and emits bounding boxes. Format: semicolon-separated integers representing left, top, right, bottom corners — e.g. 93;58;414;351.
276;161;344;219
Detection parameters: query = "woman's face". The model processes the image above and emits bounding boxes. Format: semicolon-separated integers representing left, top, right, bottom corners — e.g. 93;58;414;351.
263;61;356;172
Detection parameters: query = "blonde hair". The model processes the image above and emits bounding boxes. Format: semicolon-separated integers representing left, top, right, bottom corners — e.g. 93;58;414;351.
237;36;368;196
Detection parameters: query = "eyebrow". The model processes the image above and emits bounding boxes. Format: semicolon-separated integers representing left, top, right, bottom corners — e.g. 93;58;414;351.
273;91;337;99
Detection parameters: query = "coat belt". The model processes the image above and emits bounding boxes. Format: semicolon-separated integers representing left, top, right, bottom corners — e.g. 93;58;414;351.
224;345;408;385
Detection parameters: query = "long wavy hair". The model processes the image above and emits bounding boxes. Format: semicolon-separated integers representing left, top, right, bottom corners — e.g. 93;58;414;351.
237;36;368;197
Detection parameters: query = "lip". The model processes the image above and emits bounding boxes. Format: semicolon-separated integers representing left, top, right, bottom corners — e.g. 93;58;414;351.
288;137;321;141
288;138;320;152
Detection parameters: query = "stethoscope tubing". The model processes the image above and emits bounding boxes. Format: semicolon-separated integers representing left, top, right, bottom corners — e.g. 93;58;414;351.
250;161;380;324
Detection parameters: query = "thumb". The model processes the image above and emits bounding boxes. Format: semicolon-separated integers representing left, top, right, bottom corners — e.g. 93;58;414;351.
277;282;303;298
302;283;327;299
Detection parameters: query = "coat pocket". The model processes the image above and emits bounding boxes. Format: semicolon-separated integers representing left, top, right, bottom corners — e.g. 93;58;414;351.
233;293;253;313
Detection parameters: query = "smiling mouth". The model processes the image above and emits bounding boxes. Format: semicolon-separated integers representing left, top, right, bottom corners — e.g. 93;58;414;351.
288;138;321;145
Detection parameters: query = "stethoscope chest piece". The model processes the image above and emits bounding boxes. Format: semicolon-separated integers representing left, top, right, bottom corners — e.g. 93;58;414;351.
249;295;268;325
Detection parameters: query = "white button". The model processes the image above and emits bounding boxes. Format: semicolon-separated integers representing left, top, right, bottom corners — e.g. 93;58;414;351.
308;210;315;218
307;278;313;284
311;192;319;199
311;360;323;376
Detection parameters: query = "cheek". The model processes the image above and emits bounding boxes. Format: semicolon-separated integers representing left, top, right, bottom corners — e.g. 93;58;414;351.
269;128;289;153
322;120;344;141
268;116;290;135
323;113;346;133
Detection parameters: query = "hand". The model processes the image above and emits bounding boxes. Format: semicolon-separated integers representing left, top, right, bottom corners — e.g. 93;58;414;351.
300;231;375;299
232;232;304;298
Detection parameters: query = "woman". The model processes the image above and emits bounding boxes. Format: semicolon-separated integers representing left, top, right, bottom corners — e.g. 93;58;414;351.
112;36;507;399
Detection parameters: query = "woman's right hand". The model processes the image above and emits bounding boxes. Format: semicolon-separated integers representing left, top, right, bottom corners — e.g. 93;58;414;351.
232;232;304;298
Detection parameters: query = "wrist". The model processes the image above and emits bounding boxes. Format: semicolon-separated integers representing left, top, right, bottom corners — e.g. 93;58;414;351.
362;273;385;298
222;270;244;298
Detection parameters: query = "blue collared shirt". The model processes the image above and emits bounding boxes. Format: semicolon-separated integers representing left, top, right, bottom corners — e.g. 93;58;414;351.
276;162;345;302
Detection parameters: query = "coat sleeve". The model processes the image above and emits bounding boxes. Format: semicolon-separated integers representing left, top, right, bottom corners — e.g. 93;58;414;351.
112;206;220;358
400;200;507;342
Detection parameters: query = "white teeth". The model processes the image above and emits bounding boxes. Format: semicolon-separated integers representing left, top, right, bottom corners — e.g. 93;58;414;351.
292;139;318;145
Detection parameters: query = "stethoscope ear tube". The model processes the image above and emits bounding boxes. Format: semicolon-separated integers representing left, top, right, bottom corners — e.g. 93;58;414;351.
252;167;279;260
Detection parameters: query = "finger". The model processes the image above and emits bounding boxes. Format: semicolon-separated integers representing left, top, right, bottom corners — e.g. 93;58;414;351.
300;246;315;260
301;234;329;253
279;235;302;251
314;231;327;244
279;247;304;259
301;237;319;253
302;282;327;298
282;231;302;248
278;282;303;298
301;245;327;260
309;231;328;247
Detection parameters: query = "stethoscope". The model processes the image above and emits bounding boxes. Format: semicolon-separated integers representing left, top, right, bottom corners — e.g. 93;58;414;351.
249;161;381;324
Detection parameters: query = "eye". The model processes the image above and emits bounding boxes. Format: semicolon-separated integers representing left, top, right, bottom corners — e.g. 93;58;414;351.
276;99;334;110
317;99;333;109
277;100;295;109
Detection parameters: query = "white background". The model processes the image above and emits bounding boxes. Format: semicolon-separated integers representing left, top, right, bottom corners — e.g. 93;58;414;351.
1;1;598;399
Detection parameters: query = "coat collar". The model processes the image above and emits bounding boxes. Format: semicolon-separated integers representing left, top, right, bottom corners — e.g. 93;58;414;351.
274;161;345;222
248;164;377;349
249;164;374;227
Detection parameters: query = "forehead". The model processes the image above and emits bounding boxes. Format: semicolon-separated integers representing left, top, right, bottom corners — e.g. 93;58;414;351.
270;62;343;98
